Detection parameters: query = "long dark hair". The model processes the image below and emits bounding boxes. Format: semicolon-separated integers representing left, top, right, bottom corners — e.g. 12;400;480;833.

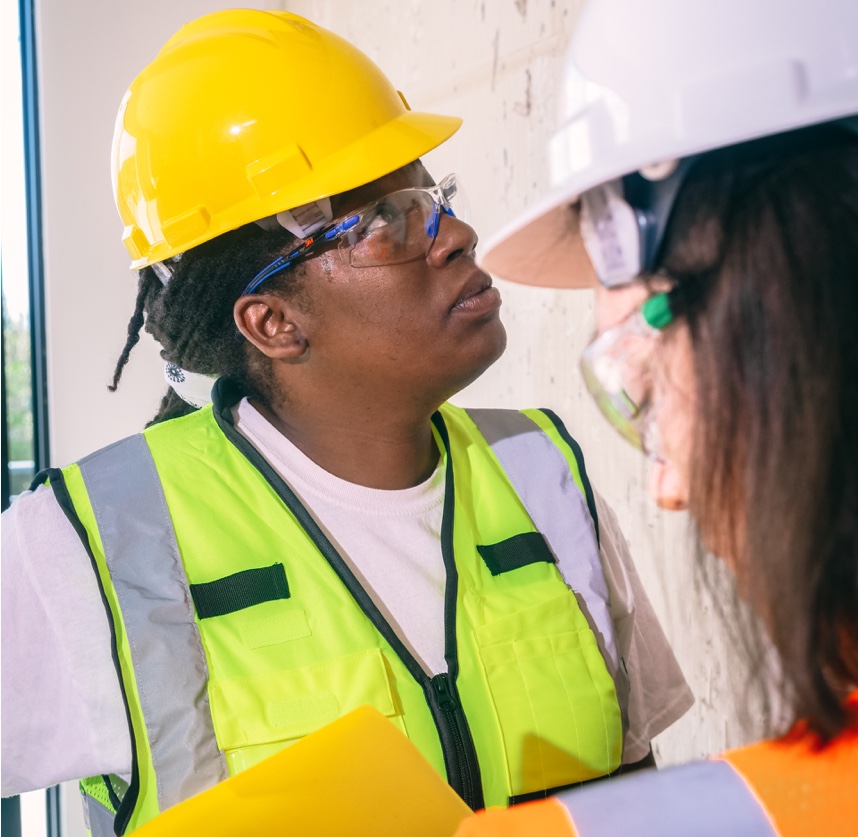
109;224;303;425
657;122;858;740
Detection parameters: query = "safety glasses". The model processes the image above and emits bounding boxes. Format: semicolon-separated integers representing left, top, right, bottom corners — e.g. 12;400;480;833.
579;291;674;457
242;174;464;295
578;160;692;289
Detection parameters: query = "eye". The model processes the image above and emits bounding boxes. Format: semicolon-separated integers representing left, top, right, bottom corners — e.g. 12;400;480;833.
362;202;399;232
363;216;385;234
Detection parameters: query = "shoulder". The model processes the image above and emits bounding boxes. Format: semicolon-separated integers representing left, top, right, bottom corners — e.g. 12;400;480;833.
553;758;778;836
1;488;132;794
451;405;594;485
3;482;68;537
2;482;95;577
592;492;632;585
723;716;858;786
449;404;583;446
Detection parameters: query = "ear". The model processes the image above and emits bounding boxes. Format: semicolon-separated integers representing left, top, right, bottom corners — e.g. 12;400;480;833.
233;294;309;360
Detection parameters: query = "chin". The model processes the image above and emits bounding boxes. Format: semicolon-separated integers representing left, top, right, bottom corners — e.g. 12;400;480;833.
444;321;508;398
472;319;508;376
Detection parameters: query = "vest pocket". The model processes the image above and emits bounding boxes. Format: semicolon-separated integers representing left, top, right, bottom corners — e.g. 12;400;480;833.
474;593;622;797
208;647;400;774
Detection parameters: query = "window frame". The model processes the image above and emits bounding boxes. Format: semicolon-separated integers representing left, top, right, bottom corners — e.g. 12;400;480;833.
2;0;58;834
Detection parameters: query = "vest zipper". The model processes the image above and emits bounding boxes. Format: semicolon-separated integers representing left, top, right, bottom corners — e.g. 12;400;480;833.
214;386;485;810
426;673;483;809
431;412;484;810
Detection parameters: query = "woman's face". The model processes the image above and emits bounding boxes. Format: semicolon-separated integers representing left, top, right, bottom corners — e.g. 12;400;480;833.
592;283;695;511
593;287;744;566
291;163;507;404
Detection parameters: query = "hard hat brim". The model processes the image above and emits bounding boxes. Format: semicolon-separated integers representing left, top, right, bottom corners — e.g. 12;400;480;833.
126;109;463;270
479;183;597;290
283;110;465;215
479;109;858;290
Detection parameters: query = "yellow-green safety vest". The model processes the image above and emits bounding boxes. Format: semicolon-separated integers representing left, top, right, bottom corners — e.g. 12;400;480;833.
46;380;626;835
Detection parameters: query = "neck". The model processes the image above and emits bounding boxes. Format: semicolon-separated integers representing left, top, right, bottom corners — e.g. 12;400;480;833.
251;395;442;490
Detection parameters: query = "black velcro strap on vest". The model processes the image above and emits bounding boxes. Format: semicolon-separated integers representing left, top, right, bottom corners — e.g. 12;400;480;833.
190;563;290;619
477;532;556;576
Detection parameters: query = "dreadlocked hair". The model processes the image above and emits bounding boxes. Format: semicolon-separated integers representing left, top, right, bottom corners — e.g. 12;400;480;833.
109;223;305;425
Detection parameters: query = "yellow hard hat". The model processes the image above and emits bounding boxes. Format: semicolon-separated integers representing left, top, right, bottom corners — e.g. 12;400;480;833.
112;9;462;269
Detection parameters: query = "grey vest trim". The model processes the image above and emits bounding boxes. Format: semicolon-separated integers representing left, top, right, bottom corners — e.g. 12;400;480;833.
557;759;778;836
81;792;116;837
78;435;228;814
465;409;630;735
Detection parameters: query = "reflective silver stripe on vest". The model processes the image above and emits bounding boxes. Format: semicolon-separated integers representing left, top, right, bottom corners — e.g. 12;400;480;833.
558;759;779;836
78;434;228;812
81;793;117;837
465;408;629;729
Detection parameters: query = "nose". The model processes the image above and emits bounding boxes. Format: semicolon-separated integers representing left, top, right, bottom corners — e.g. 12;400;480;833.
648;458;689;511
426;212;478;267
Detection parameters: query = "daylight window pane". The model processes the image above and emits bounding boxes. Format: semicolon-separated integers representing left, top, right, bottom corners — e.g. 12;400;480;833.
2;0;35;500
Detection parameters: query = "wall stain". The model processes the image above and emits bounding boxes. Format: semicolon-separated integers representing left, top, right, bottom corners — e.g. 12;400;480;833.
513;68;532;117
515;0;528;18
491;29;500;91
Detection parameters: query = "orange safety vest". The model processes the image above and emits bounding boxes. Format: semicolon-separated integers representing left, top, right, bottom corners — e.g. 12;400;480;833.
458;691;858;837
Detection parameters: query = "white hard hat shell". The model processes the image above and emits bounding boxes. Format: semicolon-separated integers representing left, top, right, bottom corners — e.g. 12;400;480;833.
481;0;858;288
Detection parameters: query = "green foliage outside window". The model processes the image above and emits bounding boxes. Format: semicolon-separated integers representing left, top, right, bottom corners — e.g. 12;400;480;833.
2;291;34;496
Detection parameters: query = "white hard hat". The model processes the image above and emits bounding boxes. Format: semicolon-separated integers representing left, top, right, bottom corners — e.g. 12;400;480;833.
481;0;858;288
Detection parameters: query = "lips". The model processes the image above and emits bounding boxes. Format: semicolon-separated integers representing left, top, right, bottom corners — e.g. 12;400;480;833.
451;270;501;315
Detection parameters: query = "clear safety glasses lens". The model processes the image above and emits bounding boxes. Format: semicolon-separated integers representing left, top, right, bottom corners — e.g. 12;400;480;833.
241;174;466;296
579;293;672;457
336;173;465;268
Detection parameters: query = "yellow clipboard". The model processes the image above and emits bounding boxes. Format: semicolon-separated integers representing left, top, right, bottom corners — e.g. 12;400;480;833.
135;705;474;836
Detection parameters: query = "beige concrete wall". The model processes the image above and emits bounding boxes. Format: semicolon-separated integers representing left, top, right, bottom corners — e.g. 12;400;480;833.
33;3;749;828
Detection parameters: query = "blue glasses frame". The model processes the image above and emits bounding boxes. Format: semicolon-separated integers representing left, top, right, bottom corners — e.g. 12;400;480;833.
241;174;458;296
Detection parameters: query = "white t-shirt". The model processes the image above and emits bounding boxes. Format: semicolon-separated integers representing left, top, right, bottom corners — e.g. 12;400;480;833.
0;401;693;796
